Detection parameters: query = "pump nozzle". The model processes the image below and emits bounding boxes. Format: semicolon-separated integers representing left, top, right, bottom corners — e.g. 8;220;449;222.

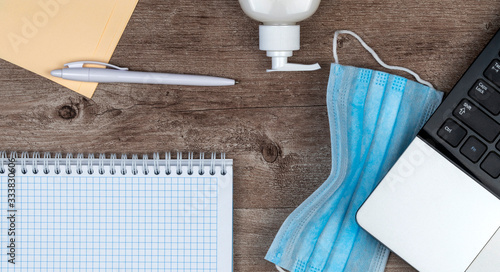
259;25;320;72
268;55;321;72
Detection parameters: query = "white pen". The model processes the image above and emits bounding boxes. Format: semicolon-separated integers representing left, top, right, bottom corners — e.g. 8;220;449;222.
51;61;237;86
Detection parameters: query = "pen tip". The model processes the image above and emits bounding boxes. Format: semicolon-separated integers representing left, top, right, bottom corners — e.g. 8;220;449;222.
235;80;240;85
51;69;62;78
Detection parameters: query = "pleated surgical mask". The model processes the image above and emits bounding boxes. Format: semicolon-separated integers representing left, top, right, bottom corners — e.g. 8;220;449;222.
265;30;444;272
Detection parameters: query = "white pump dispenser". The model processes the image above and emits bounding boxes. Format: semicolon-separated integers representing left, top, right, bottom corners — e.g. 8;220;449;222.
239;0;322;72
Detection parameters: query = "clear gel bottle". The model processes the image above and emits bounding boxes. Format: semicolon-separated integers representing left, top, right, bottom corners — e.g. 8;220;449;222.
239;0;322;72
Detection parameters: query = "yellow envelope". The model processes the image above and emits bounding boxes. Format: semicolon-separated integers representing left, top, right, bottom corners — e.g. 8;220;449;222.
0;0;138;98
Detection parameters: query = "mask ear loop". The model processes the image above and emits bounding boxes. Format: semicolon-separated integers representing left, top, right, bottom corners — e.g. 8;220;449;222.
333;30;434;89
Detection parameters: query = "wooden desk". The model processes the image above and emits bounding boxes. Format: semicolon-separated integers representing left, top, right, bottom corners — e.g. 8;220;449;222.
1;0;499;271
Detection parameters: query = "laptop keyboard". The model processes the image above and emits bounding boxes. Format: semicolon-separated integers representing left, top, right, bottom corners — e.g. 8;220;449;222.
441;72;500;177
420;29;500;196
438;79;500;178
452;99;500;143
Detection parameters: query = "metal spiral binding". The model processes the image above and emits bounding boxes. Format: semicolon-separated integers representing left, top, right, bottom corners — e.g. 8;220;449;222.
21;152;29;174
43;152;50;174
109;154;117;175
54;153;62;174
76;153;84;174
199;153;205;175
221;153;227;176
131;154;139;175
176;152;183;175
165;152;171;175
187;152;194;175
98;154;106;175
0;151;6;174
153;152;160;175
142;154;149;175
120;154;127;175
87;153;95;175
65;153;73;174
0;151;228;176
210;152;216;175
32;152;40;174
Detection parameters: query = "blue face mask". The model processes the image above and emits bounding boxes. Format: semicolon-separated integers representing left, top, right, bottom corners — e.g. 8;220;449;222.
265;30;444;272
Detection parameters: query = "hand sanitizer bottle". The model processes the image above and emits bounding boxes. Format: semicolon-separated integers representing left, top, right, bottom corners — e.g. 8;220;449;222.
239;0;322;72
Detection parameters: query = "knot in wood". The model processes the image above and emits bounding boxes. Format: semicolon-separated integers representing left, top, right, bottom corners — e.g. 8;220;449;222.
262;142;280;163
58;105;78;120
337;36;347;49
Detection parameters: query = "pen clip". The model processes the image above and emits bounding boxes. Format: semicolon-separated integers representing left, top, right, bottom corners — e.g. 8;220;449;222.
64;61;129;71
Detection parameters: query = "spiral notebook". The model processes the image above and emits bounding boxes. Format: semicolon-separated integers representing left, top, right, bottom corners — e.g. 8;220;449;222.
0;152;233;272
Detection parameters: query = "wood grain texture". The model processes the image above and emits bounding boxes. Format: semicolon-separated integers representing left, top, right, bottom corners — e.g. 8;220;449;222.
1;0;500;270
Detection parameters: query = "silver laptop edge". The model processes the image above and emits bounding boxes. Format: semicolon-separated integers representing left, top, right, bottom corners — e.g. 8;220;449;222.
357;137;500;272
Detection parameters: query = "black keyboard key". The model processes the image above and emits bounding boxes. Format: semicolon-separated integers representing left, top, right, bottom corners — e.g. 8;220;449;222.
453;99;500;142
497;140;500;151
484;60;500;88
481;152;500;178
468;80;500;115
460;137;487;162
438;119;467;147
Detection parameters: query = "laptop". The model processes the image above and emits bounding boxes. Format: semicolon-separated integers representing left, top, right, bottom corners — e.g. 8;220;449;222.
357;29;500;271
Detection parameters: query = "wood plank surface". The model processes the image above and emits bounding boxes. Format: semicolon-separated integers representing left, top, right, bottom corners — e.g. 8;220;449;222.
1;0;500;271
